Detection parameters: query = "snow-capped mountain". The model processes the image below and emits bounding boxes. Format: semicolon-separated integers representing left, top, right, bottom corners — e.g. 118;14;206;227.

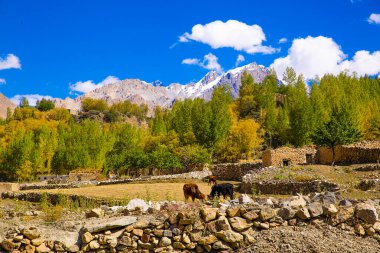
54;62;269;113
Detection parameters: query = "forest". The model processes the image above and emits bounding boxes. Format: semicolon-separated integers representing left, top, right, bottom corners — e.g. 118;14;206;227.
0;68;379;182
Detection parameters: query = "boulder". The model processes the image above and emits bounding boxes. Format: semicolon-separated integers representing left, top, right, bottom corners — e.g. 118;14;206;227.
22;228;41;240
1;239;18;251
89;240;100;250
307;202;323;217
85;208;104;218
323;203;338;216
35;243;51;253
330;207;354;226
212;241;231;250
228;217;252;231
159;237;171;247
285;196;307;208
238;194;255;204
216;230;244;243
82;232;93;244
126;199;149;212
84;216;137;233
259;207;276;221
277;207;296;220
198;235;218;245
206;216;231;232
355;203;378;224
242;210;259;221
227;207;241;217
296;207;310;220
354;224;365;236
201;207;218;222
173;242;186;250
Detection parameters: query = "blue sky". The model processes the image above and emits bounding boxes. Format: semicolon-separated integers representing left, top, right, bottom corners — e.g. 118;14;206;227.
0;0;380;104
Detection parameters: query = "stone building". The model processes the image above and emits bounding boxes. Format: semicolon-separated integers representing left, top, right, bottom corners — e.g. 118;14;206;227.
262;146;317;167
68;168;101;182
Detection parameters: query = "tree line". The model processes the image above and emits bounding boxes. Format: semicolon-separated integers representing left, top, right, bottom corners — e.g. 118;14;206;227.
0;68;378;181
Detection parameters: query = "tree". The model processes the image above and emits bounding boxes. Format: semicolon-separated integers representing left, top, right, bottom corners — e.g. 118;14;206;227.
81;98;109;112
19;97;30;108
312;110;362;164
237;72;258;119
36;98;55;111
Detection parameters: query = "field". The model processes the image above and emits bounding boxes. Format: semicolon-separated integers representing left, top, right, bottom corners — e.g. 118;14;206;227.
23;180;240;202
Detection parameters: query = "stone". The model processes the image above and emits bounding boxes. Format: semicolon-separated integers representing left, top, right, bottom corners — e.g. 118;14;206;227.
22;228;41;240
141;234;150;243
179;218;192;225
339;199;352;207
296;207;311;220
172;228;181;236
238;194;255;204
354;224;365;236
54;242;65;252
212;241;231;250
277;207;296;220
13;235;23;242
138;241;153;249
227;207;241;217
259;222;270;229
190;231;202;242
159;237;171;247
322;192;337;205
286;196;307;208
373;222;380;232
308;202;323;217
323;203;338;216
259;207;276;221
201;207;218;222
84;216;137;233
162;230;172;237
125;225;134;232
216;230;244;243
1;240;17;251
330;207;354;226
126;199;149;212
182;233;191;244
85;208;104;218
134;219;150;229
173;242;186;249
198;235;218;245
154;229;164;237
67;245;79;253
367;227;376;236
35;243;50;253
132;229;144;237
229;217;252;231
186;242;197;249
25;245;35;253
31;238;44;246
89;240;100;250
173;235;181;242
82;232;93;244
21;239;31;245
356;203;378;224
288;219;297;226
206;216;231;232
242;211;259;221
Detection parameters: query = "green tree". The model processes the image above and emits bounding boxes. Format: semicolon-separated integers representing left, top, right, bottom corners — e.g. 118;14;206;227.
36;98;55;111
19;97;30;108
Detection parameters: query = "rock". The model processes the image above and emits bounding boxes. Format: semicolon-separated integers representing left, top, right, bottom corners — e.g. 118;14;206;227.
212;241;231;250
31;238;44;246
86;208;104;218
308;202;323;217
134;219;150;229
35;243;50;253
323;203;338;216
54;242;65;252
216;230;244;243
22;228;41;240
296;207;311;220
84;216;137;233
25;245;35;253
132;229;143;237
21;239;31;245
186;242;197;249
354;224;366;236
238;194;254;204
227;207;241;217
198;235;218;245
277;207;296;220
173;242;186;249
126;199;149;212
89;240;100;250
228;217;252;231
190;231;202;242
1;240;17;251
13;235;23;242
367;227;376;236
259;207;276;221
285;196;307;208
259;222;270;229
159;237;171;247
330;207;354;226
206;216;231;232
355;203;378;224
138;241;153;249
322;192;337;205
201;207;218;222
182;233;191;244
288;219;297;226
154;229;164;237
339;199;352;207
373;222;380;232
82;232;93;244
162;230;172;237
242;210;259;221
67;245;79;253
141;234;150;243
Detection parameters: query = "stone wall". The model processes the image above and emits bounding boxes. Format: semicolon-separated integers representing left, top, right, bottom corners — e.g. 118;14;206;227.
0;183;19;194
317;141;380;165
211;162;262;181
1;192;380;252
262;146;317;167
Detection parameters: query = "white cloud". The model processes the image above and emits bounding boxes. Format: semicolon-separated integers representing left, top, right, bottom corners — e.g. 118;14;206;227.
271;36;380;80
279;38;288;44
0;54;21;70
235;54;245;67
182;53;223;73
368;13;380;25
0;78;5;84
11;94;55;107
179;20;278;54
69;75;120;94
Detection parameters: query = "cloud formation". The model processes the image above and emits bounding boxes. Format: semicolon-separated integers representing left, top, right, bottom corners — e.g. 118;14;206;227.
235;54;245;67
368;13;380;25
271;36;380;80
182;53;223;73
11;94;55;107
0;78;5;84
69;75;120;94
0;54;21;70
279;38;288;44
179;20;278;54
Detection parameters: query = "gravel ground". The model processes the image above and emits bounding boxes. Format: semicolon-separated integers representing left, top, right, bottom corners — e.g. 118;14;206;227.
238;225;380;253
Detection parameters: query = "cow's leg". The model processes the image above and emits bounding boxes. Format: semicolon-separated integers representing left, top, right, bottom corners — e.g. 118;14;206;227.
192;196;195;202
184;194;189;202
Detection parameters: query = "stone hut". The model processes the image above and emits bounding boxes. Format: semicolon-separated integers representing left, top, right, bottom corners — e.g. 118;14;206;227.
68;168;101;182
262;146;317;167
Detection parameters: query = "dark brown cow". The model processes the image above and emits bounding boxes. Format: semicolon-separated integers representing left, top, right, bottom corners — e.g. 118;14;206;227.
183;183;206;202
203;175;218;185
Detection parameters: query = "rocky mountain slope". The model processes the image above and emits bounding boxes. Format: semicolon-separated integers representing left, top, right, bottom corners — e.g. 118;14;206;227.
0;93;16;119
54;62;269;113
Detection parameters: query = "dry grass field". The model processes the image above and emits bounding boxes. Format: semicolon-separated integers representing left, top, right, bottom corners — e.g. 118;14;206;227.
24;180;240;202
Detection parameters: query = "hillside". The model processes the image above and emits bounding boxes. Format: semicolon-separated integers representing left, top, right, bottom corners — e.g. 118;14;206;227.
0;92;16;119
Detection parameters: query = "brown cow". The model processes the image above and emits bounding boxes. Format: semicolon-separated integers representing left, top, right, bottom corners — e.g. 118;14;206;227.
203;175;218;185
183;183;206;202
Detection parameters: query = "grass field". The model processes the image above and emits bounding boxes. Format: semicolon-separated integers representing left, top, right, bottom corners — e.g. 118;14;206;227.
24;180;240;202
